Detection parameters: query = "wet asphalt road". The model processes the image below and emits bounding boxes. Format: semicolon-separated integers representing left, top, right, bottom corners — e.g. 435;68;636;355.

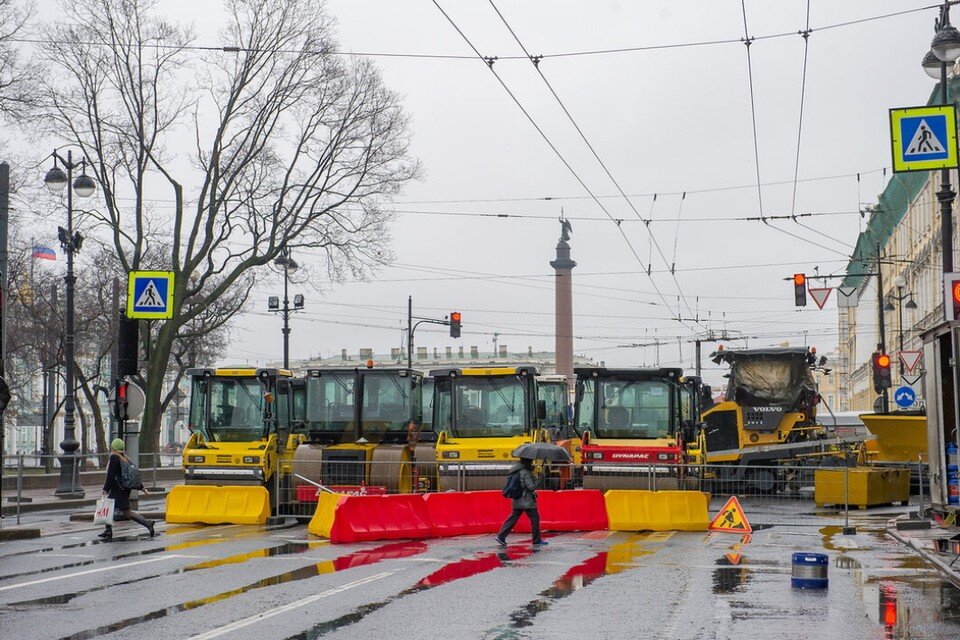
1;500;959;640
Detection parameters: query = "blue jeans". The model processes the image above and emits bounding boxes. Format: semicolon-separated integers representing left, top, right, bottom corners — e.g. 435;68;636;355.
497;508;542;543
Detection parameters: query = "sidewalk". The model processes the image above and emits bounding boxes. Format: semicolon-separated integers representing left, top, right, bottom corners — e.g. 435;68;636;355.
0;478;179;540
888;514;960;590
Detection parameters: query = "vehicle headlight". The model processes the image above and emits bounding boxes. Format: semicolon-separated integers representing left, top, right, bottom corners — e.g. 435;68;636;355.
658;453;673;461
588;452;603;460
441;451;460;459
188;455;205;463
242;456;260;464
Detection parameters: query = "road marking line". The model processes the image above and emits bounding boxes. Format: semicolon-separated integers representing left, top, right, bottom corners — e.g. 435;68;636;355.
0;555;184;592
189;571;394;640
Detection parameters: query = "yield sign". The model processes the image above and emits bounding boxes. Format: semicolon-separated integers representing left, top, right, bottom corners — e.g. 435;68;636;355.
899;350;922;374
808;287;832;310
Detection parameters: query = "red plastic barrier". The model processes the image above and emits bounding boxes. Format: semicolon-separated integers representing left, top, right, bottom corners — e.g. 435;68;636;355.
423;491;521;537
537;490;608;532
325;493;433;543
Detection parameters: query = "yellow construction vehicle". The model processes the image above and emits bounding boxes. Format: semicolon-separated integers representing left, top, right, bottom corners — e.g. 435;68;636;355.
693;347;863;491
166;367;298;525
573;367;696;490
432;366;548;491
289;366;435;511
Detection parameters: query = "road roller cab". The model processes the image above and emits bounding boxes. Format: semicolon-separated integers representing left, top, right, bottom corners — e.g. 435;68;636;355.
432;366;548;491
573;367;690;490
289;366;435;509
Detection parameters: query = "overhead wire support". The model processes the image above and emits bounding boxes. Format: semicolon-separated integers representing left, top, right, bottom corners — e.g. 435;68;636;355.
432;0;690;328
485;0;700;324
740;0;764;222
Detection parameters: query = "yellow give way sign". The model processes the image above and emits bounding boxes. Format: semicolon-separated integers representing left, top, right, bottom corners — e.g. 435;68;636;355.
889;104;959;173
708;496;752;534
126;271;174;319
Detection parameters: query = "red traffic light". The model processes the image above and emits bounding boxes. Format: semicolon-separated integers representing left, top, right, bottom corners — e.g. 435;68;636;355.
450;312;461;323
449;311;461;338
793;273;807;307
876;354;891;368
793;274;806;286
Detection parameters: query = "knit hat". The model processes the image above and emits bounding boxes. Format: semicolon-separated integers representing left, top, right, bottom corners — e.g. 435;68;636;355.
111;438;125;451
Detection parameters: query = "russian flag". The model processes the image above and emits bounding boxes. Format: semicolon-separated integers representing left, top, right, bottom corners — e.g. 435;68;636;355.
32;246;56;261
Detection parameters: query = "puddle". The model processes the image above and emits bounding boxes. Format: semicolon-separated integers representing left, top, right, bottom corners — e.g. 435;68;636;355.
491;533;654;633
52;540;429;640
6;540;330;607
712;555;751;593
866;580;960;638
0;521;300;581
282;544;536;639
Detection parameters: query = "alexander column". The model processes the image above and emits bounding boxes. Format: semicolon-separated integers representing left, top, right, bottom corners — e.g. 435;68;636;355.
550;218;576;383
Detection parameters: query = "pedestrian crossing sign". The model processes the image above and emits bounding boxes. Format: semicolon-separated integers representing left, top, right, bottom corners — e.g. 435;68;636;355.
708;496;752;534
890;104;959;173
126;271;174;319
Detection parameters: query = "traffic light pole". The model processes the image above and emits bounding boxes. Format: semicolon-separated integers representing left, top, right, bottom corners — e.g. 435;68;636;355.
876;243;889;412
406;296;458;370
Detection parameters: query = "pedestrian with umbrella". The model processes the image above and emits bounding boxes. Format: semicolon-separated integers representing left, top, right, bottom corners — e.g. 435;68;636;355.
495;443;571;547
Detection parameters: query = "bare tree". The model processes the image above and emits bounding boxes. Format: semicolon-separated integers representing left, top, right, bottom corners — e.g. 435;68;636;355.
0;0;38;122
33;0;418;453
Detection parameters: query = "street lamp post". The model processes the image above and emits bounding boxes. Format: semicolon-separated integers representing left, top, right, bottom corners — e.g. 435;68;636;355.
267;248;303;369
884;276;919;377
44;149;95;498
923;3;960;274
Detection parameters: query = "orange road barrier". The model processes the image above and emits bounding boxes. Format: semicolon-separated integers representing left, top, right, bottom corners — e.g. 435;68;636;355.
308;492;433;543
604;490;710;532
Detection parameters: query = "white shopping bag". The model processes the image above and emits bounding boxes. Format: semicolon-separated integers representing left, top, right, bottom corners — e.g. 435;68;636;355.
93;497;115;525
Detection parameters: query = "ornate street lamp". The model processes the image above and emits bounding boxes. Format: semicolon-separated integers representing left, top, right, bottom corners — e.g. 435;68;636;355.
44;149;95;498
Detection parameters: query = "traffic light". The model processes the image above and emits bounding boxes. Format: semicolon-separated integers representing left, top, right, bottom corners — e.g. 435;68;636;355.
793;273;807;306
449;311;461;338
118;317;139;377
872;352;893;393
947;274;960;321
114;379;130;421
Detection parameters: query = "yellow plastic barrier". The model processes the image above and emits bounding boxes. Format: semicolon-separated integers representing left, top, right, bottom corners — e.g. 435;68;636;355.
604;490;710;532
165;485;271;525
814;467;910;509
307;491;343;539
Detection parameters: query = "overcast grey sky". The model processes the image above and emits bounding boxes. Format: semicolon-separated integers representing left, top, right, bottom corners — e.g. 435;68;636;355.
27;0;944;387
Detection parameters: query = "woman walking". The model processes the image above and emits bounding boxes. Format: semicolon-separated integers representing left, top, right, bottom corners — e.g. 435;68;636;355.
495;457;546;546
99;438;155;540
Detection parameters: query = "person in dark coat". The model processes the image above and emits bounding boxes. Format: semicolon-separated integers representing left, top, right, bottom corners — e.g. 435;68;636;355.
495;457;546;546
99;438;155;540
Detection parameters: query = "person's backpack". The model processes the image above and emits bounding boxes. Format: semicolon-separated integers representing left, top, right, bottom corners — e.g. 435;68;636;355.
119;458;143;490
502;470;524;499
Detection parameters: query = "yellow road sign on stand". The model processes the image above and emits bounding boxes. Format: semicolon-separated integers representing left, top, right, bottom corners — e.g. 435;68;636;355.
890;104;959;173
708;496;752;534
126;271;174;319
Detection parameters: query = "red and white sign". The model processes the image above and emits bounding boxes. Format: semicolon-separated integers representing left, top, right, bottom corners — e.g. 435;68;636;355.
808;287;832;310
898;350;922;374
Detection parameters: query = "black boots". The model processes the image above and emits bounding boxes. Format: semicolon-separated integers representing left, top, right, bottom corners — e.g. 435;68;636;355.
98;526;113;541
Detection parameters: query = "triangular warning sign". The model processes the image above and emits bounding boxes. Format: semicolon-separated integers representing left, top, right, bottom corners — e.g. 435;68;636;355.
899;350;922;374
808;287;832;310
135;280;166;309
708;496;752;534
905;119;946;155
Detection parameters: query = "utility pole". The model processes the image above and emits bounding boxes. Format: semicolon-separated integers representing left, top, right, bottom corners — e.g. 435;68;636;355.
876;243;889;413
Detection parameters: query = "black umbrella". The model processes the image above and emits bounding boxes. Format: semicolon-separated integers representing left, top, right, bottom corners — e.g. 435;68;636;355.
511;442;572;462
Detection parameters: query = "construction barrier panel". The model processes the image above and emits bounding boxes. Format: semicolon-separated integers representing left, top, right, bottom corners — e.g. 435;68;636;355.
308;492;433;543
423;490;525;537
537;490;608;531
604;490;710;532
814;467;910;509
165;485;271;525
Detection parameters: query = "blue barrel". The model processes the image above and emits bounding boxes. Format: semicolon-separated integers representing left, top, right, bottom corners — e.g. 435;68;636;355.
791;553;828;589
948;466;960;505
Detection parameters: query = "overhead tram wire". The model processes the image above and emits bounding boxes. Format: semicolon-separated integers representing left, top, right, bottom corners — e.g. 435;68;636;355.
791;0;813;218
740;0;765;221
429;0;691;331
6;3;943;62
486;0;699;322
